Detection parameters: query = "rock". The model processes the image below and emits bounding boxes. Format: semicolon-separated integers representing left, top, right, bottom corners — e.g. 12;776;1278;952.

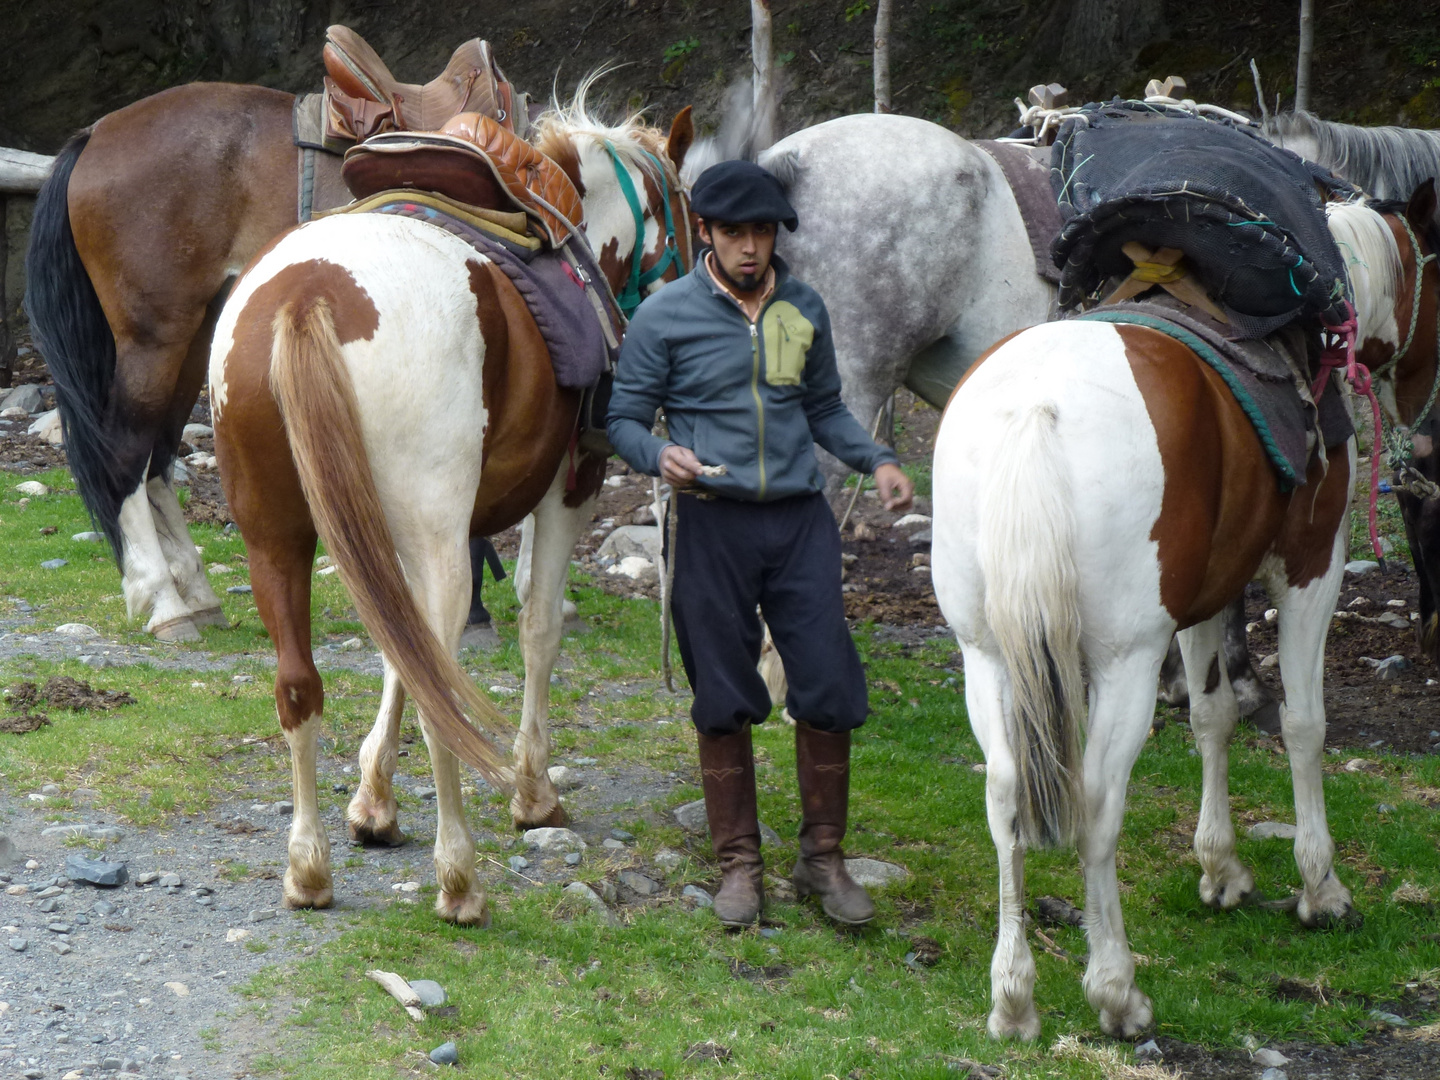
40;558;68;569
429;1040;459;1066
673;799;709;833
1369;1009;1411;1027
606;555;656;581
547;765;579;791
274;800;294;814
908;529;932;544
1253;1049;1290;1067
163;981;190;996
892;513;932;529
0;833;13;865
392;881;420;893
158;873;182;887
227;584;253;594
602;838;625;851
653;849;684;872
8;937;26;951
225;928;250;943
843;858;910;888
49;940;72;955
48;921;73;933
72;531;104;542
27;410;63;446
182;423;214;441
1259;1070;1287;1080
1345;560;1380;575
135;871;160;885
564;852;582;866
93;899;116;916
409;979;447;1007
6;883;28;895
573;757;599;767
121;1059;141;1074
65;854;128;887
1249;821;1298;840
759;822;782;846
37;896;58;912
54;623;99;638
1374;612;1410;630
248;909;277;923
80;654;111;669
508;856;530;872
562;881;619;925
1;383;44;413
1343;759;1374;773
609;828;634;842
682;884;714;908
1259;652;1279;669
413;787;437;801
42;824;125;842
597;524;662;563
523;827;586;854
618;870;662;897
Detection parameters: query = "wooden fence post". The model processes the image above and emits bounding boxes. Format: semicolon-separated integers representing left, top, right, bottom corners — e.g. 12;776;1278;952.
874;0;893;113
1295;0;1314;113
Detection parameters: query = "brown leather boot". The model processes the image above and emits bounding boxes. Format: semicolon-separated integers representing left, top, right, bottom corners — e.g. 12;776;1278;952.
792;722;875;925
697;725;764;927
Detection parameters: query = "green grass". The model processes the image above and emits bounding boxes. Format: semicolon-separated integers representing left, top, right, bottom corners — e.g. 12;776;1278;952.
2;466;1438;1077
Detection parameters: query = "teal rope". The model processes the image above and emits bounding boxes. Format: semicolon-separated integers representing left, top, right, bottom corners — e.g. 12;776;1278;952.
604;141;680;317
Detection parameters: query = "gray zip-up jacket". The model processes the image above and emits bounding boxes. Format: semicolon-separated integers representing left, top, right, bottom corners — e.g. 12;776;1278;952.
606;255;898;502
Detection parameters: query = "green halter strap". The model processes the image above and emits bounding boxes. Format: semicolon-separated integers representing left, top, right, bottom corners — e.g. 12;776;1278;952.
604;141;681;317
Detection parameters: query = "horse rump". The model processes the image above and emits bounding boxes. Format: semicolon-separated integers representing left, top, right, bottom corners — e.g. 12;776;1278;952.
977;401;1085;849
23;131;129;563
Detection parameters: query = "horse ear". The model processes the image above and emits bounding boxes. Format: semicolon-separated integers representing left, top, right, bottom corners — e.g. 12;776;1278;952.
1405;177;1437;233
667;106;695;172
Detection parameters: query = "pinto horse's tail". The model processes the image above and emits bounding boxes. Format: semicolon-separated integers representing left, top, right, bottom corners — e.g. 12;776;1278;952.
978;402;1085;849
24;132;128;564
268;298;510;787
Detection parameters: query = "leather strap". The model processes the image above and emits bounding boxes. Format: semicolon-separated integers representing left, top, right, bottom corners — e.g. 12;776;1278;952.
605;142;681;317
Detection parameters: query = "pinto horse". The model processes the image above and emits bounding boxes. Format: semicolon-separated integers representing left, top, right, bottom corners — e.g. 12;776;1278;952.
930;186;1438;1039
24;78;692;642
208;97;692;920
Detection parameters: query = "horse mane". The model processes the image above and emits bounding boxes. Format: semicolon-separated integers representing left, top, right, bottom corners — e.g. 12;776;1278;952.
532;69;680;187
1325;199;1401;345
1270;111;1440;201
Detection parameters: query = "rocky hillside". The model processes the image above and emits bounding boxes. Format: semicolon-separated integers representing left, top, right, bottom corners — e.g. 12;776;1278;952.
1;0;1436;153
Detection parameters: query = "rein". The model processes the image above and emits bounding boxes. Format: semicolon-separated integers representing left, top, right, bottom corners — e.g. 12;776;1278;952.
604;141;683;317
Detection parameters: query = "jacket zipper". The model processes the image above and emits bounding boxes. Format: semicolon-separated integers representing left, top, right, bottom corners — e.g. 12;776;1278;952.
750;321;766;499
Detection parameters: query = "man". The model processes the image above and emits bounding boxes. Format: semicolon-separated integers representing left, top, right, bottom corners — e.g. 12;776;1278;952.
607;160;913;927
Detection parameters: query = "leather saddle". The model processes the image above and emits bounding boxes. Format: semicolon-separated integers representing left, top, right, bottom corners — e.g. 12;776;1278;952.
323;24;522;143
341;112;585;249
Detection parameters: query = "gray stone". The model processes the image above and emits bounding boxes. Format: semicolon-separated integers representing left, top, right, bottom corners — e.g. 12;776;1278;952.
135;872;160;885
618;870;662;897
80;654;111;669
1368;1009;1411;1027
72;530;105;542
547;765;579;791
413;787;437;801
682;884;713;907
508;856;530;872
573;757;599;766
674;800;779;844
1253;1049;1290;1067
41;823;125;842
40;558;68;569
41;782;60;794
843;858;911;888
1345;560;1380;575
1134;1040;1162;1061
759;926;780;939
429;1041;459;1066
653;849;684;872
1378;803;1396;814
227;584;253;594
1248;821;1298;840
908;528;933;544
597;524;662;564
37;885;63;898
54;623;98;639
48;921;73;933
93;899;116;916
1373;655;1412;679
601;838;626;851
182;423;214;442
121;1058;141;1073
0;832;13;864
195;895;213;906
523;827;586;854
759;821;782;846
1260;1070;1287;1080
101;1058;123;1072
248;909;277;923
49;940;72;955
609;828;634;842
562;881;619;925
2;383;45;414
409;979;447;1007
8;936;26;951
37;897;58;912
564;852;582;866
158;873;182;888
273;800;294;814
65;854;128;887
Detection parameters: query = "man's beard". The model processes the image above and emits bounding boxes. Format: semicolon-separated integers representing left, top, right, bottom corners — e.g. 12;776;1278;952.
716;260;761;292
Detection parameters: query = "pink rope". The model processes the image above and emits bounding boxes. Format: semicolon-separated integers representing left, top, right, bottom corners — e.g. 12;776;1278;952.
1311;301;1386;566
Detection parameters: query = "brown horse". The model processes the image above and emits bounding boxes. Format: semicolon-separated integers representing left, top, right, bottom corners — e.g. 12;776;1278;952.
930;187;1438;1039
209;95;692;921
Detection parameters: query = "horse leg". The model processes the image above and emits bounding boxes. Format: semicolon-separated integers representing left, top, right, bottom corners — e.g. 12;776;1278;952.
346;659;407;847
1078;650;1163;1040
510;469;593;829
116;467;202;641
1274;550;1356;928
962;645;1040;1042
1156;636;1188;707
1177;611;1256;910
1220;595;1280;732
146;475;226;626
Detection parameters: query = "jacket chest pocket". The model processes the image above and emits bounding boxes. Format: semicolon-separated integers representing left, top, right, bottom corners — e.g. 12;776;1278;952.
762;301;814;387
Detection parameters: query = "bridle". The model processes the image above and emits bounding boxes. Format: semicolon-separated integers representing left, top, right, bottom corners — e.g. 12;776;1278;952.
1375;214;1440;499
603;141;690;318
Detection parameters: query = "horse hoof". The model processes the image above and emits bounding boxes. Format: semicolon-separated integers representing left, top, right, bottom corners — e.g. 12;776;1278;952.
1098;992;1154;1040
189;605;230;629
436;889;491;927
347;817;407;847
282;871;333;910
986;1005;1041;1042
1199;869;1255;911
511;801;570;830
1298;898;1363;930
151;615;201;643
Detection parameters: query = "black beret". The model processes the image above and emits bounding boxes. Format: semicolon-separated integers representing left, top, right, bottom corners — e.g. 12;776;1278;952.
690;159;798;232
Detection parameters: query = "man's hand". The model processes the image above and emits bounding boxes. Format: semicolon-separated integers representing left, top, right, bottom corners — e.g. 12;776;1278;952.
659;444;703;486
873;463;914;513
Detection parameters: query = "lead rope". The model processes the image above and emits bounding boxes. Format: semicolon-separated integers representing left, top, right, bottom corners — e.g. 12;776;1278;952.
836;400;892;535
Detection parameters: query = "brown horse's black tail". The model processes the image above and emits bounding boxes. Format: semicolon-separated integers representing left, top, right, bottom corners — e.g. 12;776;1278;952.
24;132;127;565
268;297;511;787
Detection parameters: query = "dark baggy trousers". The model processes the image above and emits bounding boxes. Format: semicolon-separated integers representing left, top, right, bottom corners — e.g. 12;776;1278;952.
669;491;868;737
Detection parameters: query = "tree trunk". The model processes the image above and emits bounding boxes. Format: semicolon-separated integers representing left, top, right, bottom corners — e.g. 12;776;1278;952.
1295;0;1315;113
1060;0;1164;72
873;0;894;114
750;0;775;149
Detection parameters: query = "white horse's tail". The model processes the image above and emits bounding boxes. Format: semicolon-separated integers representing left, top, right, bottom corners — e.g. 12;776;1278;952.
978;402;1085;849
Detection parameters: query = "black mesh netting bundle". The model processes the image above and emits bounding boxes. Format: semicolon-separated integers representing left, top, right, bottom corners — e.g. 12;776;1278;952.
1049;101;1355;338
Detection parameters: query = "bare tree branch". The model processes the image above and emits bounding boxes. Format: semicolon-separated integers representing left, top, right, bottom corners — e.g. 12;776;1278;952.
750;0;775;149
874;0;894;114
1295;0;1315;112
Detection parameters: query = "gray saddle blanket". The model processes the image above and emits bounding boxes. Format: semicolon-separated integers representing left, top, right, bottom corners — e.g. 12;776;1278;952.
1076;297;1353;490
1051;102;1354;338
975;140;1062;285
367;199;617;390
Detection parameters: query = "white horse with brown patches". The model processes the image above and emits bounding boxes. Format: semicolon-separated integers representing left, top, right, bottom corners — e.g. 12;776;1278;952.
208;90;692;922
931;185;1439;1040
